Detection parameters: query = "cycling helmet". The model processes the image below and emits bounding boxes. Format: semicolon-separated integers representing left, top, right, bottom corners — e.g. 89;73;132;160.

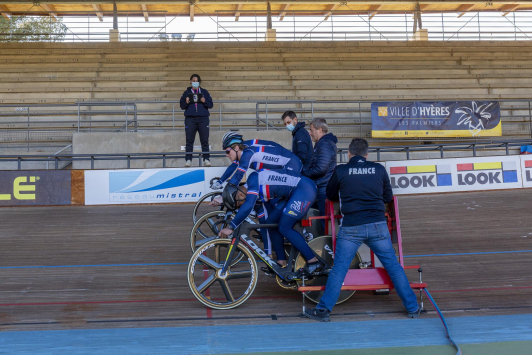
222;132;243;150
222;183;240;210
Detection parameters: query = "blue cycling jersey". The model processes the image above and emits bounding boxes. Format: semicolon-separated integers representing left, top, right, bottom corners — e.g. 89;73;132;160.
218;142;302;186
230;169;301;229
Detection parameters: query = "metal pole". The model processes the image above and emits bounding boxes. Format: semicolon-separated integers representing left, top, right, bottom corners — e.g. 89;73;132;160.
441;13;445;40
113;1;118;30
255;12;258;41
219;104;222;130
477;13;481;41
172;102;175;130
256;102;260;131
27;107;30;152
404;12;408;40
78;103;81;132
134;104;138;131
125;104;128;132
514;12;517;40
529;101;532;138
359;102;362;137
311;102;314;119
18;157;21;171
331;13;334;41
294;12;296;40
266;102;269;130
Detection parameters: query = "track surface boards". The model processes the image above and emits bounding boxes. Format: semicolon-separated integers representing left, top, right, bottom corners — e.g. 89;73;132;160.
1;189;531;332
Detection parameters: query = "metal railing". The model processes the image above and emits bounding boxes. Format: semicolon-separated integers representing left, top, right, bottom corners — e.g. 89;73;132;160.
1;10;532;42
2;139;530;170
1;99;531;149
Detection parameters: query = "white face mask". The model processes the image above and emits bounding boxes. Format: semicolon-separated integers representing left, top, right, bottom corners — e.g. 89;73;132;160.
191;82;200;88
286;124;295;131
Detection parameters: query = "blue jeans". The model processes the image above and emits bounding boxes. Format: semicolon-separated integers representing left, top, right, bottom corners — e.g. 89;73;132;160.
317;221;419;313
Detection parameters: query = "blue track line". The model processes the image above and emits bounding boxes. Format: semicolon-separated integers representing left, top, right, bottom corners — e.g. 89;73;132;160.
1;250;532;270
404;249;532;258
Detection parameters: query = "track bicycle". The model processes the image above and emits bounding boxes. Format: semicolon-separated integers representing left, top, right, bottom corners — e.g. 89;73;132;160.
187;219;360;310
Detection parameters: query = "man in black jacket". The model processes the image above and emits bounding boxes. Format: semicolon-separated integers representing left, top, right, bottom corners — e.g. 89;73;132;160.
282;111;313;169
302;117;337;218
304;138;420;322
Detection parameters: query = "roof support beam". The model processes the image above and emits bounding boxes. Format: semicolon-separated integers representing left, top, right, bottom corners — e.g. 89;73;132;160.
235;4;243;21
279;4;290;21
41;4;59;21
324;4;340;21
368;5;382;20
190;0;194;22
141;4;149;21
92;4;103;21
501;4;520;16
457;4;475;18
0;5;11;20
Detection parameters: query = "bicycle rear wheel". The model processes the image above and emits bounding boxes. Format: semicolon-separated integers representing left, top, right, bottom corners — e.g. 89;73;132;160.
295;236;360;305
188;239;258;310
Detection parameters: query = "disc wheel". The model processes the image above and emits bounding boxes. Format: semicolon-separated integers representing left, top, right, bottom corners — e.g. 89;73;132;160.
295;236;360;305
192;191;224;224
188;239;258;310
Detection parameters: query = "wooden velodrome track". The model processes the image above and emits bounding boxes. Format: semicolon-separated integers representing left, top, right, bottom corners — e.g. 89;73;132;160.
1;189;531;333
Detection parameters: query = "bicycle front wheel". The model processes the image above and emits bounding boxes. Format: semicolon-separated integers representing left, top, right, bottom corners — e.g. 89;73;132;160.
188;239;258;310
192;191;224;224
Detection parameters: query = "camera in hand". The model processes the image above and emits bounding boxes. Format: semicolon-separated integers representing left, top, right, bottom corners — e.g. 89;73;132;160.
188;93;203;103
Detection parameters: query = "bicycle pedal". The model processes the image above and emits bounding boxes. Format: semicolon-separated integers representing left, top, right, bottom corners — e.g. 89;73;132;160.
260;266;276;278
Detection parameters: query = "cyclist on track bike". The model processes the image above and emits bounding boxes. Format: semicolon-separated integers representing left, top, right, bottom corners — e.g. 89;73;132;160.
214;169;325;276
210;132;303;190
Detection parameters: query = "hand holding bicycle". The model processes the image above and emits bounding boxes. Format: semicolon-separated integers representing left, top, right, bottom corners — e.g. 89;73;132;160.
209;195;224;207
210;180;223;190
218;228;233;238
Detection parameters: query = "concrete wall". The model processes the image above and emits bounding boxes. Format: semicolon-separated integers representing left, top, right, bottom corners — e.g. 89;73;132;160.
72;130;293;170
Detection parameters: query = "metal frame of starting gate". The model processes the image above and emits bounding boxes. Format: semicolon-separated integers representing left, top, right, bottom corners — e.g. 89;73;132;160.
298;196;427;307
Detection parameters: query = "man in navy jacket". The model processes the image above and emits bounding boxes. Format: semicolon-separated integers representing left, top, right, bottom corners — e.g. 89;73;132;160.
304;138;420;322
180;74;214;167
282;111;313;170
302;117;337;218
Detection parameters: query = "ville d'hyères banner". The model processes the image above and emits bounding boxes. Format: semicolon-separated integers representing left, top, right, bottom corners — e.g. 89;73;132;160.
371;101;502;138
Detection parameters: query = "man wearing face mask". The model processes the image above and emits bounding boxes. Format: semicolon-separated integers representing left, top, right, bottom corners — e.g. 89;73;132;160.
180;74;214;167
282;111;313;170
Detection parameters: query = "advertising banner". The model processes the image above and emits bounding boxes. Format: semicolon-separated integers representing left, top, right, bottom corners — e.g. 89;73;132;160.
387;155;522;195
520;155;532;188
372;101;502;138
0;170;71;206
85;167;227;205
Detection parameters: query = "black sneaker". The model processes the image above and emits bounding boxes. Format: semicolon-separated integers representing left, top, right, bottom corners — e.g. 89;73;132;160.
407;308;421;319
304;307;330;322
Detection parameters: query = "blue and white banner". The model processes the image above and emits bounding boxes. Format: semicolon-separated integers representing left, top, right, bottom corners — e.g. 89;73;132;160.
85;167;226;205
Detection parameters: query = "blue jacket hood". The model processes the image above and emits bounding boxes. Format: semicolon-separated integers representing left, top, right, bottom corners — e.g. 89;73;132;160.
292;121;306;136
320;133;338;144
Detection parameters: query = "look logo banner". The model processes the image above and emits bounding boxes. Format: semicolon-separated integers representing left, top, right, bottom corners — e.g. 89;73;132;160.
387;156;522;195
520;156;532;188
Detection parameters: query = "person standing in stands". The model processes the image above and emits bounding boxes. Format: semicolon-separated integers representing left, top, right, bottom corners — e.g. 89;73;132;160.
180;74;213;167
282;111;313;170
302;117;337;218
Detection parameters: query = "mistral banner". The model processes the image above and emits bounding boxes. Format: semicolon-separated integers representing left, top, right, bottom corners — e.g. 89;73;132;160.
371;101;502;138
387;156;523;195
85;167;226;205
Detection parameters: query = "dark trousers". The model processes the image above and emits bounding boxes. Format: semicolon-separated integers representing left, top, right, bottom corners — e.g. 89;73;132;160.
185;116;210;161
